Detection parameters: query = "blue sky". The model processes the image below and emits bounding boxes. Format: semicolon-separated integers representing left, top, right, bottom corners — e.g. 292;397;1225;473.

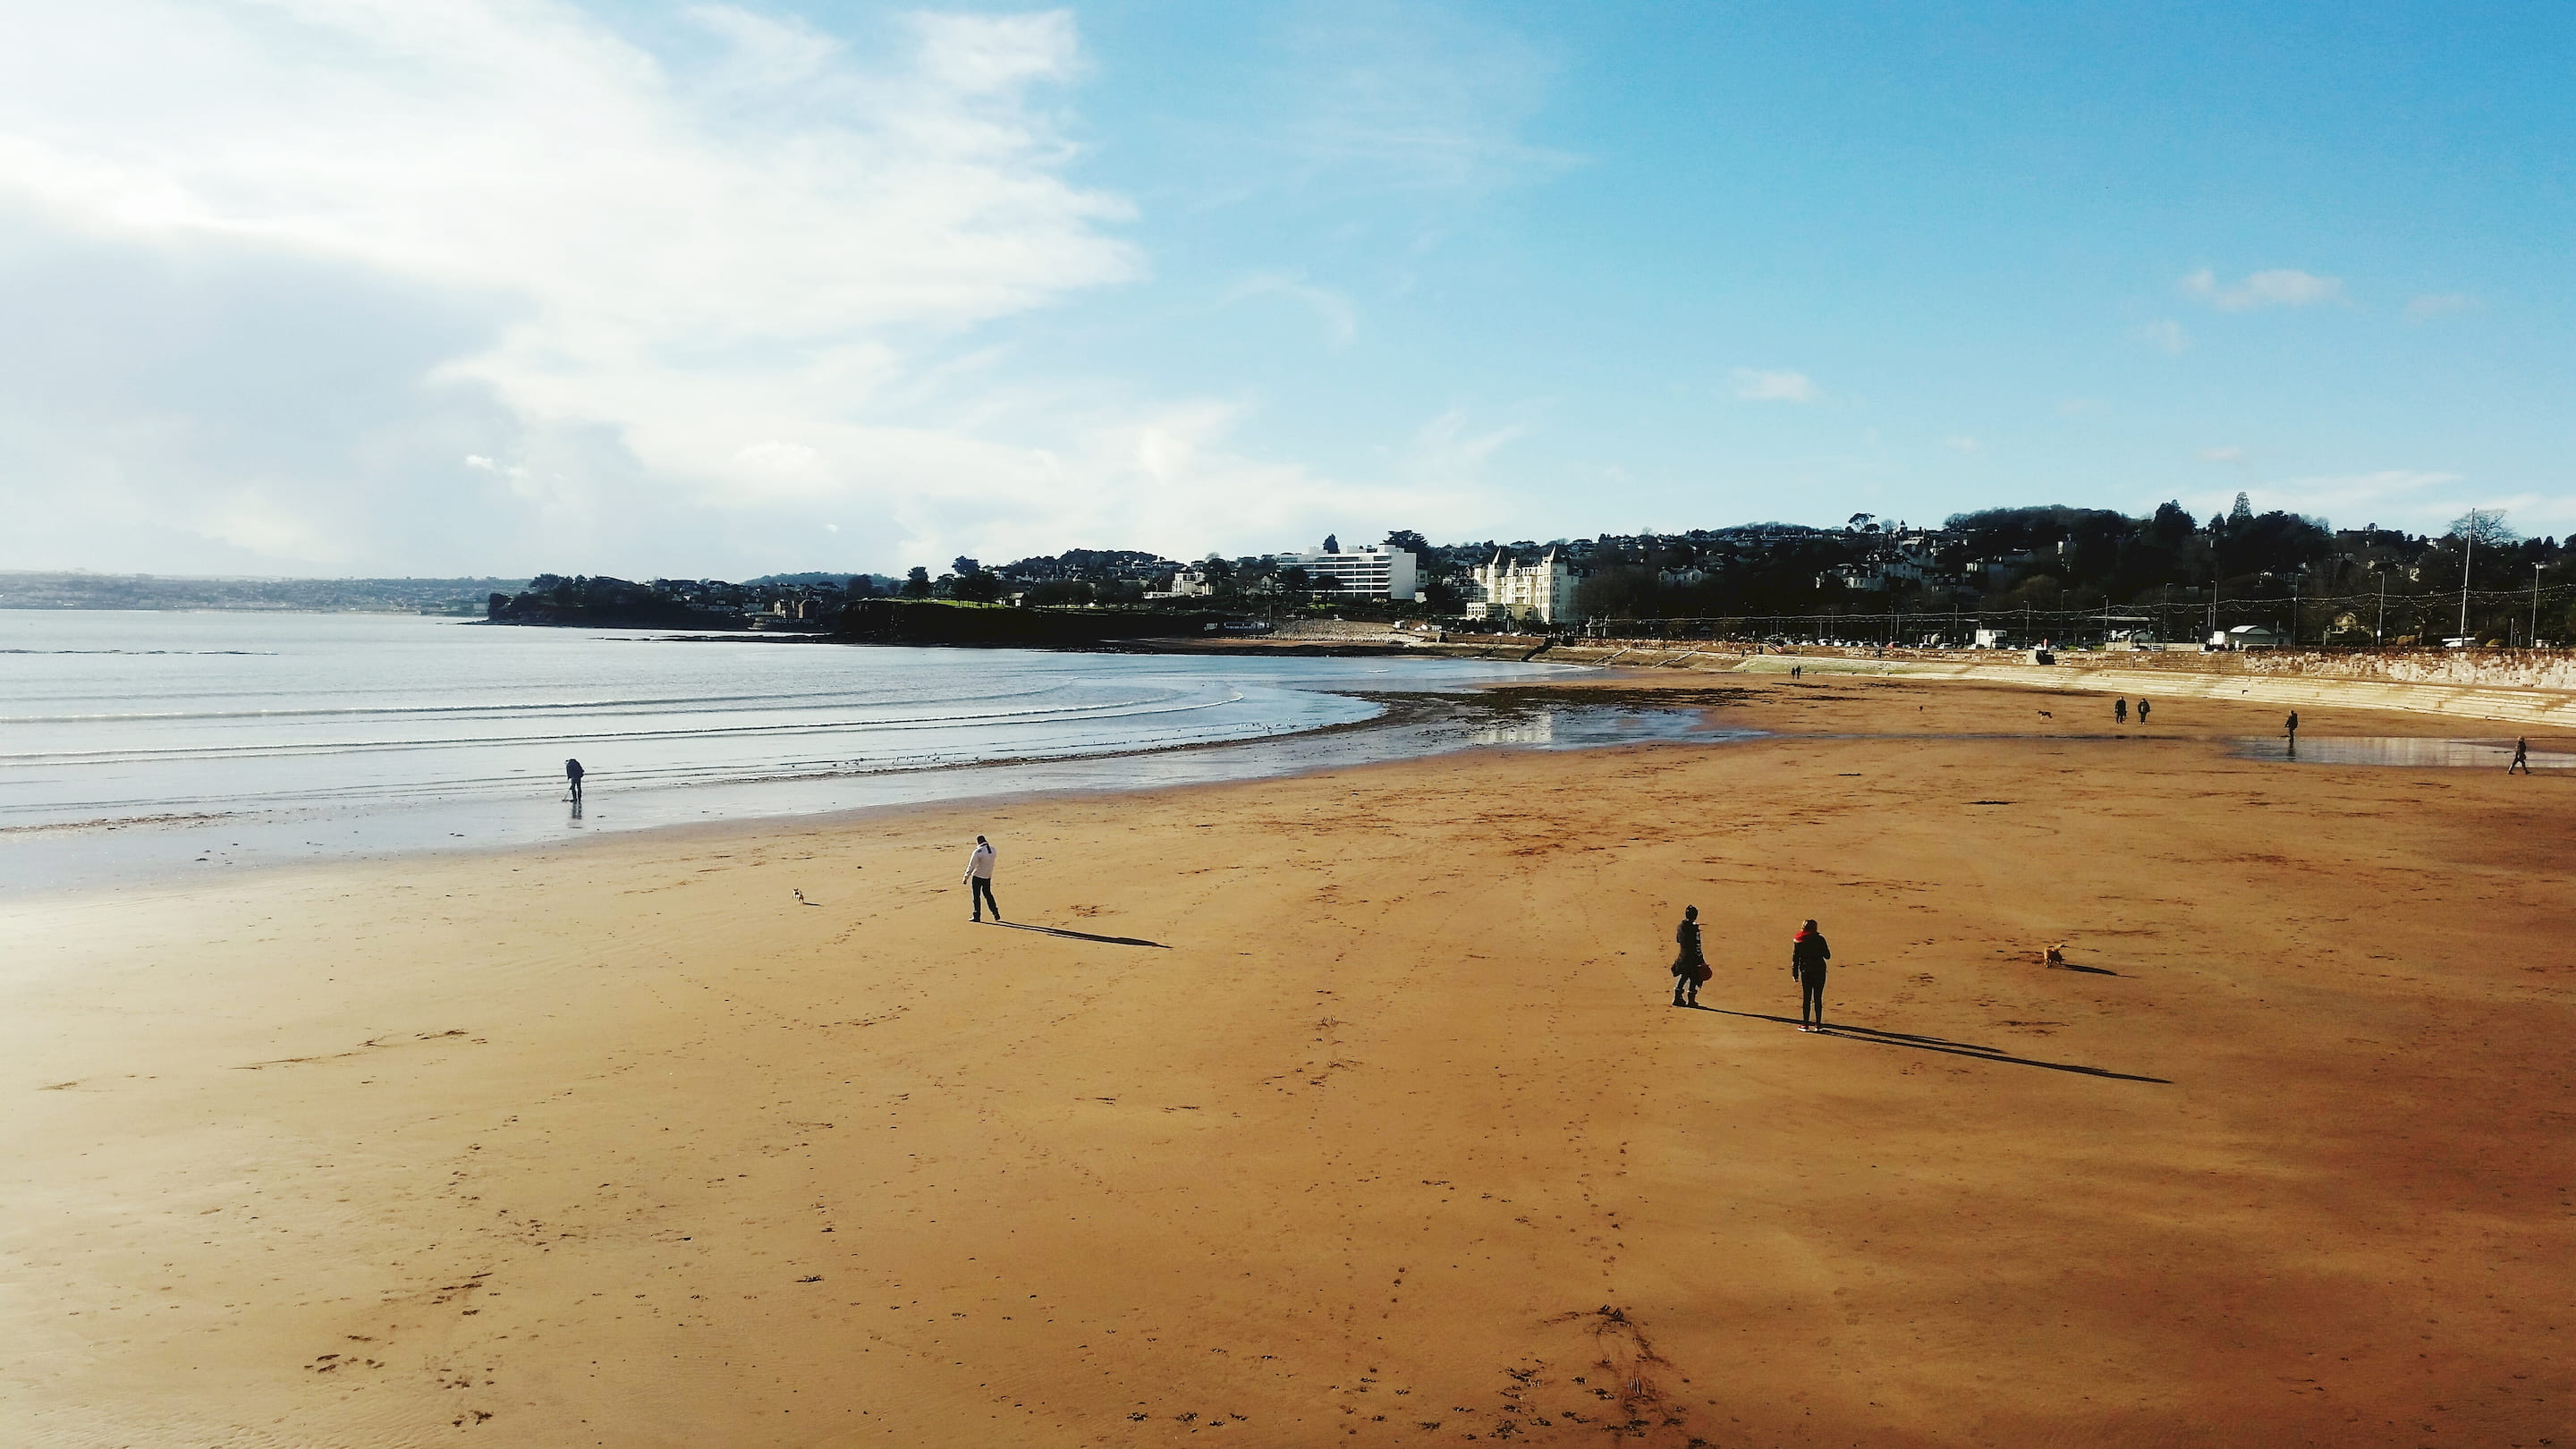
1;1;2566;576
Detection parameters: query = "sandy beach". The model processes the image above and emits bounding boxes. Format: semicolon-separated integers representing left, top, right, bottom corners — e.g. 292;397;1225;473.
6;672;2570;1448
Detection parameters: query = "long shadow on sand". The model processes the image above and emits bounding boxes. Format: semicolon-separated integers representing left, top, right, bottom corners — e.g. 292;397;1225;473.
984;920;1170;949
1695;1006;2169;1083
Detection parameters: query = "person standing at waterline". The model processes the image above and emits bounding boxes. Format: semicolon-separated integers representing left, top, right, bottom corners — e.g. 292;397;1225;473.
963;835;1001;922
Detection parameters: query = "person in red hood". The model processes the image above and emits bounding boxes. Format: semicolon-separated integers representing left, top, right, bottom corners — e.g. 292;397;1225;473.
1790;919;1831;1031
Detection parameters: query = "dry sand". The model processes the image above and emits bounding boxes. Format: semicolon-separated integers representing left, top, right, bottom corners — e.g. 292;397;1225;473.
4;674;2570;1448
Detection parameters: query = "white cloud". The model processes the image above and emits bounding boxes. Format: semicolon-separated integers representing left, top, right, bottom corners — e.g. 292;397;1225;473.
1407;406;1533;475
1942;436;1980;453
2199;445;2246;462
1224;273;1359;347
2404;292;2480;321
1732;368;1819;403
2178;267;2346;311
2055;397;2103;416
2137;319;2191;354
1274;6;1579;193
0;1;1452;573
2187;470;2482;531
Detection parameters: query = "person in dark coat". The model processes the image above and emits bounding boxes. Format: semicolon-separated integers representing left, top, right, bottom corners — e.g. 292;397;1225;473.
1671;905;1707;1007
1791;919;1831;1030
564;758;584;800
2510;736;2531;774
2136;699;2150;724
2114;698;2127;724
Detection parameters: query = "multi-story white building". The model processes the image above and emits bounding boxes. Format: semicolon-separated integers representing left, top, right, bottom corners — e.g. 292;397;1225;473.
1467;546;1580;625
1269;539;1419;600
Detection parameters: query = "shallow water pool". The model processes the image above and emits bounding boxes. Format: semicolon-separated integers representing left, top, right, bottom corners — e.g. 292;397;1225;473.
2232;736;2573;768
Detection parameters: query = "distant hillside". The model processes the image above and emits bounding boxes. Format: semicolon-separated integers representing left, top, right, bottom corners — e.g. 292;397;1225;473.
0;572;529;614
744;571;899;589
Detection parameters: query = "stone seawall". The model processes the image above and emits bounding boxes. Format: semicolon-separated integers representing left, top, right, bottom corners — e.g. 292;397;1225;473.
1491;640;2576;729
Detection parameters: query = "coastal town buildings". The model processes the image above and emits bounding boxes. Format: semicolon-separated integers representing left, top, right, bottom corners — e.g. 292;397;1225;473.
1267;538;1420;600
1818;528;1979;595
1467;546;1580;625
1146;566;1214;600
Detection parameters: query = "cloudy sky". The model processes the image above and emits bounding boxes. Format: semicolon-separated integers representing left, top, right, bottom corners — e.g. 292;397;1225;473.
2;1;2568;578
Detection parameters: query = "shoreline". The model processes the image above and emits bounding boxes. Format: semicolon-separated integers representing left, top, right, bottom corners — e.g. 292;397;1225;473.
11;665;2571;906
0;679;1711;902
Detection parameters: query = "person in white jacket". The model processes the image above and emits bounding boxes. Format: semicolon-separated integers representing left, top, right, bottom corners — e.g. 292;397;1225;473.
962;835;1001;922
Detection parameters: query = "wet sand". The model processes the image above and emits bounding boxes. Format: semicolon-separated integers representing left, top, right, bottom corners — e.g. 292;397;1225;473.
5;674;2571;1447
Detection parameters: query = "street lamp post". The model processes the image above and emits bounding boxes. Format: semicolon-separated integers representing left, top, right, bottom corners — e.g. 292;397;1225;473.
2459;522;2478;642
2533;563;2545;648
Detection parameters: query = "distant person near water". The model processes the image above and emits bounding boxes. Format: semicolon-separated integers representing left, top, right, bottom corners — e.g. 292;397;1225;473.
564;758;584;800
963;835;1002;922
1671;905;1708;1008
2136;699;2150;724
2114;698;2127;724
1791;919;1832;1031
2510;737;2531;774
2284;711;2300;742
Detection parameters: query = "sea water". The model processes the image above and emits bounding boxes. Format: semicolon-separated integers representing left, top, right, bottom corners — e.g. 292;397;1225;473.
0;612;1674;893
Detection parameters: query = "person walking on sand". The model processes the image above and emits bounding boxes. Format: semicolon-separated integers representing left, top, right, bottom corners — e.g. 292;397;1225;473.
564;758;584;801
2136;699;2150;724
2510;736;2531;774
1791;919;1831;1030
2284;710;2300;742
1671;906;1708;1008
2114;698;2127;724
962;835;1001;922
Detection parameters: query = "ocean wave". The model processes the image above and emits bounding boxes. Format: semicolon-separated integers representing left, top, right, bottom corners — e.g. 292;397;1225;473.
0;690;1261;767
0;680;1162;725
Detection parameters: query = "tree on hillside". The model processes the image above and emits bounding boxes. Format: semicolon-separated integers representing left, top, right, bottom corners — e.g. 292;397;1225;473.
2448;508;2517;547
900;566;932;598
2214;509;2332;580
1572;566;1660;621
2148;500;2195;548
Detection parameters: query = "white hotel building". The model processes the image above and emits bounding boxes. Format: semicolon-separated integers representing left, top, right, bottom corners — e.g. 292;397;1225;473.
1467;546;1580;625
1269;539;1419;601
